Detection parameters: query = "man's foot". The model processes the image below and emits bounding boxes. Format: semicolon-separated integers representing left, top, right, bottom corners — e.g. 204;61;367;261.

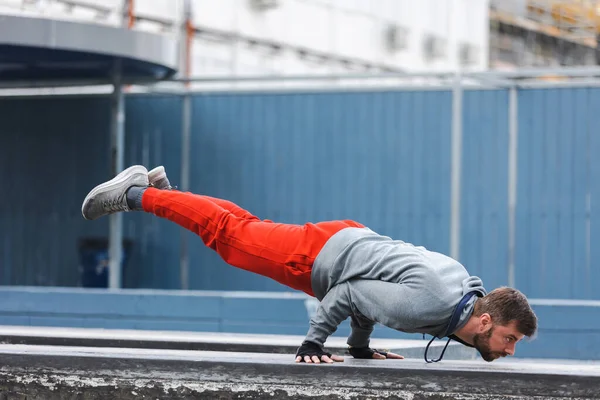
148;166;173;190
82;165;149;220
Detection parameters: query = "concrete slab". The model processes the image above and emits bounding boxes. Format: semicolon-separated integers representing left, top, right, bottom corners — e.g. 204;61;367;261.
0;325;478;360
0;344;598;399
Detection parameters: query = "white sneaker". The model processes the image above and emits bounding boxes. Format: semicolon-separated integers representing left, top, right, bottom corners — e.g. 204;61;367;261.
81;165;149;220
148;166;173;190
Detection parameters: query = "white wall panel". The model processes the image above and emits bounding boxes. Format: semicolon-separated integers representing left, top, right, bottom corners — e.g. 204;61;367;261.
285;1;330;52
0;0;491;76
192;0;235;32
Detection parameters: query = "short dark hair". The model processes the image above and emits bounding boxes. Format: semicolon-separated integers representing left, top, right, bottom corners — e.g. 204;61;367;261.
474;287;537;337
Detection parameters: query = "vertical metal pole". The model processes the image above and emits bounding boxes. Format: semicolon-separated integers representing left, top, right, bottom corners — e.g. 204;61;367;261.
507;85;518;288
179;0;192;290
449;0;462;261
109;60;125;289
180;94;191;291
450;71;463;261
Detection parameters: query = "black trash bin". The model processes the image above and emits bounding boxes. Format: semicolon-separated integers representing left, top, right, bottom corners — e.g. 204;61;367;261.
78;238;133;288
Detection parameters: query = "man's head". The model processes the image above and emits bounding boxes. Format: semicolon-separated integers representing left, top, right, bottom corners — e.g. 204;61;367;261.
471;287;537;362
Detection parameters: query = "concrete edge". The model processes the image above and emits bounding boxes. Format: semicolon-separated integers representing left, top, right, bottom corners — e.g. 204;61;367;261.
0;346;598;399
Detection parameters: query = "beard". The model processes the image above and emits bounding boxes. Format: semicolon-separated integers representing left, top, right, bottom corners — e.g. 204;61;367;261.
473;327;499;362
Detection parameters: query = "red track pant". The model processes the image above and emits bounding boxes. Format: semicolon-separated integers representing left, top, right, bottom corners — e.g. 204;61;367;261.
142;188;364;297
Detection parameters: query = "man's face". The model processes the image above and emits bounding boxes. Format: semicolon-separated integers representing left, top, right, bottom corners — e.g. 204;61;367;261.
473;319;524;362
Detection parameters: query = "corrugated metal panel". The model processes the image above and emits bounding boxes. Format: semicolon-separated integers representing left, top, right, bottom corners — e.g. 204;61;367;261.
123;95;183;289
0;95;183;289
188;90;453;291
460;90;510;292
516;88;596;299
2;87;597;300
586;89;600;300
0;96;111;286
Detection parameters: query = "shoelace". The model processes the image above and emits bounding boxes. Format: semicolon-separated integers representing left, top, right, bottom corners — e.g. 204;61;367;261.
102;196;127;212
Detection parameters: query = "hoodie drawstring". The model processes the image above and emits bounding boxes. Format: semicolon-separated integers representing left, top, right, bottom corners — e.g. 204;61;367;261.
422;291;481;363
424;336;452;363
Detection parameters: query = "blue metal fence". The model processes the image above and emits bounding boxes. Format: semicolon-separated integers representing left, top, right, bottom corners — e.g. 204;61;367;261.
0;87;597;301
461;89;510;290
124;95;183;289
188;90;453;291
516;88;600;300
0;96;111;287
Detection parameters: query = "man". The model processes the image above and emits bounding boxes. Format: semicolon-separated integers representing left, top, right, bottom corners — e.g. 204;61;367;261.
82;165;537;364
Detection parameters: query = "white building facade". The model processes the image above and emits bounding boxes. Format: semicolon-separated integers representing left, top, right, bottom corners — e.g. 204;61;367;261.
0;0;490;76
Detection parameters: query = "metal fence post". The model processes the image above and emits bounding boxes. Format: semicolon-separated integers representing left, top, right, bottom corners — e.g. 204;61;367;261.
179;0;192;290
507;85;518;288
109;59;125;289
450;72;463;261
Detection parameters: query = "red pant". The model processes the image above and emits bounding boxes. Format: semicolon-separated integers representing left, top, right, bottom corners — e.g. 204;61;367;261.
142;188;364;296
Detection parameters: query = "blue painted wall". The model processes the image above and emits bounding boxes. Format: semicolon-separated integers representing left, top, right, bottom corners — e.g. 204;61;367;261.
0;287;597;361
0;87;597;301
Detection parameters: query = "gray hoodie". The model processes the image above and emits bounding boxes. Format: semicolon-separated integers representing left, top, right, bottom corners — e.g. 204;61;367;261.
305;227;487;349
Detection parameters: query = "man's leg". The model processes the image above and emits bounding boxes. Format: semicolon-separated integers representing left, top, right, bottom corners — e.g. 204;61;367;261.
82;165;363;296
148;166;263;221
202;196;263;222
141;188;362;296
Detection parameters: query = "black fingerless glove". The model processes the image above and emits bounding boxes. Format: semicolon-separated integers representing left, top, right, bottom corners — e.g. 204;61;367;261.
296;341;332;359
348;347;388;359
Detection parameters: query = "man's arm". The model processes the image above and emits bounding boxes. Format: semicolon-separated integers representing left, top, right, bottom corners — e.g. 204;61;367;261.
304;282;353;347
295;282;353;364
304;278;420;347
346;302;403;360
296;280;407;363
348;313;375;348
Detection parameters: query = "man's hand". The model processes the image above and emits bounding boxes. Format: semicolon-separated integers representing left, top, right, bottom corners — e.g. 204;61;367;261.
348;346;404;360
295;341;344;364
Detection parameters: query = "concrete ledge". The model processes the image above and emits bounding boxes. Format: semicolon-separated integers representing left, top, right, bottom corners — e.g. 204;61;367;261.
0;325;478;360
0;345;598;399
1;287;600;360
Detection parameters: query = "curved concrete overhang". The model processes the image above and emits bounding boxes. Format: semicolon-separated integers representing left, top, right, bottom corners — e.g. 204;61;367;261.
0;14;179;85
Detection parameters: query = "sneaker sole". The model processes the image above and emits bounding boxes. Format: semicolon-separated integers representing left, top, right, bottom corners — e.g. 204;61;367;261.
81;165;148;220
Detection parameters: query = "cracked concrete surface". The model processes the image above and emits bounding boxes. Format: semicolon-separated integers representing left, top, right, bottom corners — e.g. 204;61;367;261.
0;344;598;399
